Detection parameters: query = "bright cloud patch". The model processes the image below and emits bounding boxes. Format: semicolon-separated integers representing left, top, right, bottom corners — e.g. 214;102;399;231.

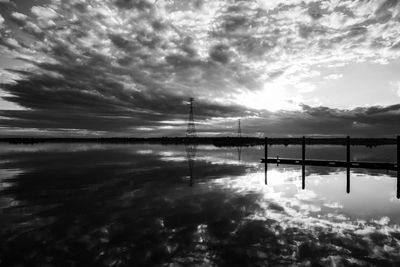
391;81;400;97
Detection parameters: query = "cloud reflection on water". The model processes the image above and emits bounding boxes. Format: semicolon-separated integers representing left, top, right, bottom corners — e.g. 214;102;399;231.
0;144;400;266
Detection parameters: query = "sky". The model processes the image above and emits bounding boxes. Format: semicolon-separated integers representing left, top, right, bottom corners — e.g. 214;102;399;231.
0;0;400;137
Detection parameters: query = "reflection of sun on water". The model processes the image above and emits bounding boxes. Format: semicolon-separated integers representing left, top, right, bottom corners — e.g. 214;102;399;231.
211;169;301;196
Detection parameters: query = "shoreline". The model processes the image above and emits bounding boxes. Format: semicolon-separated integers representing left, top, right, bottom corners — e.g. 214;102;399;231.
0;137;397;146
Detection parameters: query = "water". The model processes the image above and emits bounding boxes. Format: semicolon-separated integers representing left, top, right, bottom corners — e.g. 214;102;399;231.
0;143;400;266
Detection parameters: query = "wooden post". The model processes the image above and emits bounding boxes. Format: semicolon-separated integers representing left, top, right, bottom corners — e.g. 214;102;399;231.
346;136;350;194
302;136;305;189
265;137;268;185
346;136;350;164
265;137;268;161
397;136;399;199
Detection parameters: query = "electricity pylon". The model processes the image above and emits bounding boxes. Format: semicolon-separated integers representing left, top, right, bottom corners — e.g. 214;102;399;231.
186;98;197;138
238;119;242;138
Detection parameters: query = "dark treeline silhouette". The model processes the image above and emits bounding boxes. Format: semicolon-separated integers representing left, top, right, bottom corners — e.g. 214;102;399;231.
0;136;397;146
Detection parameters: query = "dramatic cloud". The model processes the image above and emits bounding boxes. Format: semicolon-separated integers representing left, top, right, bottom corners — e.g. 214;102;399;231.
10;12;27;26
0;0;400;136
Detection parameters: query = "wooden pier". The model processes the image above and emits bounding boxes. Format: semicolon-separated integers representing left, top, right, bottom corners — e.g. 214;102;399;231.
262;136;400;198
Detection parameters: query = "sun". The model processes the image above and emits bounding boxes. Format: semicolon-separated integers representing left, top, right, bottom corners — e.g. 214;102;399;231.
235;83;301;112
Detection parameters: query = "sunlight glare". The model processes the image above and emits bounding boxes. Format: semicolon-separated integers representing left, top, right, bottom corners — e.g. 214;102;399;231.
235;83;301;112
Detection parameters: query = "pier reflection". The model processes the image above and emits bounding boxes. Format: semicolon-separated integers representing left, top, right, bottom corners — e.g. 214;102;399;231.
263;136;400;198
265;161;399;197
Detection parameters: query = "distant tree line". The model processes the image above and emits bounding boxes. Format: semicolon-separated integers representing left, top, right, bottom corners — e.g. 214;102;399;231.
0;137;397;147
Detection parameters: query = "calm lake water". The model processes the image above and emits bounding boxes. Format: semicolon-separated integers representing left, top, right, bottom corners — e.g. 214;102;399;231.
0;143;400;266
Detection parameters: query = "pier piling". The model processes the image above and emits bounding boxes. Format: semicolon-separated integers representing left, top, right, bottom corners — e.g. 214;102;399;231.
397;136;399;199
347;136;350;194
265;137;268;185
302;136;305;189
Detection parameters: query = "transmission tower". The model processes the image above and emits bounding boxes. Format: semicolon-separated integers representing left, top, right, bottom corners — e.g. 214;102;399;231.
237;119;242;138
186;98;197;138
